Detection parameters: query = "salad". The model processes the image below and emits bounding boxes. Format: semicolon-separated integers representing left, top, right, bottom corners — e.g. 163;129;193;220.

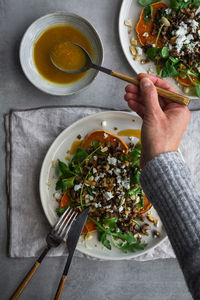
54;130;159;253
126;0;200;97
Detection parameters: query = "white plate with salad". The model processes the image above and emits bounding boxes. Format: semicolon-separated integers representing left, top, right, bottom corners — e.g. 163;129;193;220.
40;111;167;260
119;0;200;99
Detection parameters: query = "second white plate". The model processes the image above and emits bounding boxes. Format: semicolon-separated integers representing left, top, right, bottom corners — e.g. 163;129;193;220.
118;0;197;99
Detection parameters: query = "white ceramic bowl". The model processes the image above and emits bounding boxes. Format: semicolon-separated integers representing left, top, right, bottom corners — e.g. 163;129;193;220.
19;12;103;96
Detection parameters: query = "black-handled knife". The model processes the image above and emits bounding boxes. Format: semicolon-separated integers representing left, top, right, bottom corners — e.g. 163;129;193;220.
54;208;90;300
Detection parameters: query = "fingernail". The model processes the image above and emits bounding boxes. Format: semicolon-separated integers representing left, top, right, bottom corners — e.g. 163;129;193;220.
140;78;152;88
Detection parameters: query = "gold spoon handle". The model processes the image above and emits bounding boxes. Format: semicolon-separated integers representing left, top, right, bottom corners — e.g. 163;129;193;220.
92;65;190;106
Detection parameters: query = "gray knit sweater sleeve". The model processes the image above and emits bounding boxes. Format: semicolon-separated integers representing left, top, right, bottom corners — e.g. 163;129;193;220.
140;152;200;299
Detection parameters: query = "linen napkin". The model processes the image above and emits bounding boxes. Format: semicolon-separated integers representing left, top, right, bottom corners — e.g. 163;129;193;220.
5;106;200;260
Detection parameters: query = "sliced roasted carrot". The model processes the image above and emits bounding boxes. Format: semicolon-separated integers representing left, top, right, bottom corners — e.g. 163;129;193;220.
60;192;96;234
136;2;168;47
176;75;197;87
81;130;128;153
60;190;71;208
138;195;152;214
82;220;97;235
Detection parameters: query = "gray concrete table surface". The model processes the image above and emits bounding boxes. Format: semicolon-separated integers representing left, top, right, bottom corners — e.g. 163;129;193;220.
0;0;196;299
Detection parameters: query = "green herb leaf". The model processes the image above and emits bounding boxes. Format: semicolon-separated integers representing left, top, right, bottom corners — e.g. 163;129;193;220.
138;0;158;6
170;0;192;9
71;147;88;162
129;186;141;196
92;140;100;149
56;206;69;217
146;47;160;62
57;160;74;178
130;169;141;184
144;5;153;24
160;46;169;59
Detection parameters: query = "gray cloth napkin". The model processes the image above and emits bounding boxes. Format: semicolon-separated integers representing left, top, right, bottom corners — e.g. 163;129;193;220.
5;106;200;260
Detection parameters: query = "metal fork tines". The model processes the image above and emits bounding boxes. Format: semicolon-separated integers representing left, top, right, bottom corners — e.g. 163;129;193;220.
51;208;78;244
10;207;77;300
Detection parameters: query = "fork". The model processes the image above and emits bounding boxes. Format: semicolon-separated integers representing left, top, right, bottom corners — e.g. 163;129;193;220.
10;207;77;300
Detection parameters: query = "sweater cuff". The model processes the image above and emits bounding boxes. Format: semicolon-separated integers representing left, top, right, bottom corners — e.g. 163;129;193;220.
140;151;200;257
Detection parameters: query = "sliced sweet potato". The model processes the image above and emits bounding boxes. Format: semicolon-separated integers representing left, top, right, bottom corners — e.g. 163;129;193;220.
138;195;152;214
60;191;96;234
136;2;168;47
176;75;197;87
82;220;96;235
81;130;128;154
60;190;71;208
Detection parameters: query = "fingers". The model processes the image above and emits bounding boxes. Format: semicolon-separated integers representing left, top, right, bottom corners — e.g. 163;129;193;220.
139;78;162;115
125;84;140;94
127;100;144;118
138;73;177;93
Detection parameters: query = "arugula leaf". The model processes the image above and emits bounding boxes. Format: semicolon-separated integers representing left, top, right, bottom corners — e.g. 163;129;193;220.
120;242;147;253
56;206;69;217
103;217;118;231
130;169;141;184
144;5;153;24
160;47;169;59
92;140;100;149
146;47;160;62
138;0;159;6
193;0;200;7
170;0;192;9
56;177;75;192
129;186;141;196
57;160;75;178
161;58;179;78
89;216;148;253
116;232;136;243
71;147;88;162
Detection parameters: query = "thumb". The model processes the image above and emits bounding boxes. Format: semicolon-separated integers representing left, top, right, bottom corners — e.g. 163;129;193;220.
140;78;161;114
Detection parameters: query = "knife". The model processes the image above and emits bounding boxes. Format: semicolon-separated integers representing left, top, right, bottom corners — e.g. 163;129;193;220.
54;207;90;300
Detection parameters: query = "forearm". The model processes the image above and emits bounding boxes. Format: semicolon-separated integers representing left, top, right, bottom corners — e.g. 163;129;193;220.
140;152;200;299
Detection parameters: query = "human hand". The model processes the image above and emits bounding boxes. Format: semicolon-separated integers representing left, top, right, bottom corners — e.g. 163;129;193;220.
124;73;190;168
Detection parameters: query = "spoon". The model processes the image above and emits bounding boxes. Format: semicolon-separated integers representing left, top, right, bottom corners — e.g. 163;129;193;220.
50;42;190;106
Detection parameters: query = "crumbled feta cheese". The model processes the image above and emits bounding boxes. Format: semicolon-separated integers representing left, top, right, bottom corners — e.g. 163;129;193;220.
104;204;111;209
104;133;108;138
152;44;155;47
94;175;100;182
93;156;97;161
174;22;194;53
189;19;199;33
198;30;200;37
165;8;171;14
108;170;113;175
104;191;114;201
93;167;97;174
188;41;198;53
107;156;117;165
114;168;121;176
92;202;102;208
142;32;149;37
54;192;62;200
119;206;124;213
99;173;105;178
74;183;82;191
122;179;130;190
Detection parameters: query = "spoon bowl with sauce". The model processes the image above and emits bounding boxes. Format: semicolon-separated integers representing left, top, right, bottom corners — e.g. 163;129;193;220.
50;41;190;106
